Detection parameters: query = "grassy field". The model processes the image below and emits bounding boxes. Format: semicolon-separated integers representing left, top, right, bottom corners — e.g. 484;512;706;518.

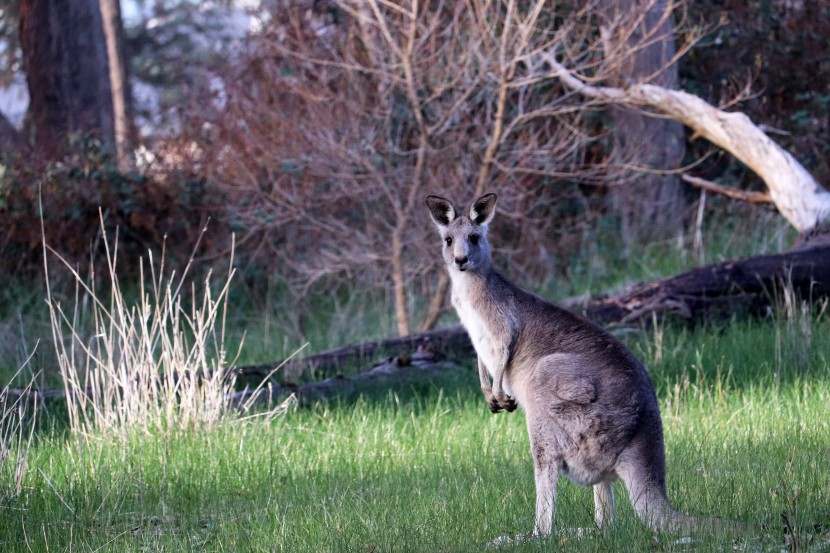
1;205;827;551
1;309;829;552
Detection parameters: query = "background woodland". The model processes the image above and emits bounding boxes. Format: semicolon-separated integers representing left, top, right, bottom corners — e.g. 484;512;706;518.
0;0;829;347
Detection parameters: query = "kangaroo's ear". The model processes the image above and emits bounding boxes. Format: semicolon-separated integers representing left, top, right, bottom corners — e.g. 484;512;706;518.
425;195;456;228
470;193;497;226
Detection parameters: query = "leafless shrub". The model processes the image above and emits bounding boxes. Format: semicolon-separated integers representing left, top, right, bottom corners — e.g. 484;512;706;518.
196;0;703;335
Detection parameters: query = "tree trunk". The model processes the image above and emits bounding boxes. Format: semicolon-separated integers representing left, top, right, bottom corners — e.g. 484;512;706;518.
599;0;687;244
19;0;114;157
391;229;411;336
418;272;449;332
99;0;133;169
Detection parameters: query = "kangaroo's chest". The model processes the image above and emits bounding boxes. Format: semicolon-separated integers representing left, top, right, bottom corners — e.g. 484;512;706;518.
452;291;498;375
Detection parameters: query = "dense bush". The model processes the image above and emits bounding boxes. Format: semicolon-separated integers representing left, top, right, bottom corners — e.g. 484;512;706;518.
0;137;222;278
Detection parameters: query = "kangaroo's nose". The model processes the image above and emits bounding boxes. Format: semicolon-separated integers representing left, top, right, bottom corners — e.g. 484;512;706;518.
455;256;469;269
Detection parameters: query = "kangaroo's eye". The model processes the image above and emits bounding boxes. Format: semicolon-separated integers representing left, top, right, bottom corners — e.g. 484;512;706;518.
445;236;453;247
469;234;480;245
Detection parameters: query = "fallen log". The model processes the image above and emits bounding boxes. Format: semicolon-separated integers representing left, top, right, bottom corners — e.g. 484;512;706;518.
5;350;466;407
234;350;466;406
234;243;830;377
12;245;828;405
234;325;473;380
580;243;830;326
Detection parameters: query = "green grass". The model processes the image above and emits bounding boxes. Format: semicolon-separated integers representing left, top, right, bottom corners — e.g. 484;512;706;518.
2;312;829;552
544;199;792;299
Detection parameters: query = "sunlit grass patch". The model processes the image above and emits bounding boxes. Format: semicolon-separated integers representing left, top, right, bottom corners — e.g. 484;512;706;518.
3;314;828;552
0;360;38;508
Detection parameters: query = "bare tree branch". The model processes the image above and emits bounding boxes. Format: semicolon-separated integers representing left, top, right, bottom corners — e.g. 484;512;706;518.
542;51;830;233
681;175;773;204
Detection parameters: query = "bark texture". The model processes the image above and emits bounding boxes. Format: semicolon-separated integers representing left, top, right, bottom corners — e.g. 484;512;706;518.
234;352;465;406
580;243;830;325
0;111;27;155
99;0;132;169
19;0;114;156
235;326;473;380
600;0;687;242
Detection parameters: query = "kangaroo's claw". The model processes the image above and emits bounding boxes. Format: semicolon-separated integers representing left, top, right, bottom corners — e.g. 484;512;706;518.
488;396;503;413
489;393;516;413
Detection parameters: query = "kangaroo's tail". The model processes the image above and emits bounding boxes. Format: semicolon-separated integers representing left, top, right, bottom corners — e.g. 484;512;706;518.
622;466;746;534
617;431;745;535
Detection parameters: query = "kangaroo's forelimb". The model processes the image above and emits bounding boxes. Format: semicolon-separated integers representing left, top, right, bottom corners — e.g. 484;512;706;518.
479;356;516;413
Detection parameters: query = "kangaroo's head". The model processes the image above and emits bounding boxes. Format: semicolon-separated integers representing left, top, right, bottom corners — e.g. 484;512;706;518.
425;193;497;274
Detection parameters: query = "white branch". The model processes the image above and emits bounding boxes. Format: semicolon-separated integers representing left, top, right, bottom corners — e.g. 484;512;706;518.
542;52;830;233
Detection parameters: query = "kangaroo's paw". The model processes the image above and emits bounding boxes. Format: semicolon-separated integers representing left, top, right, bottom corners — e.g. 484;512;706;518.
487;395;503;413
493;392;517;412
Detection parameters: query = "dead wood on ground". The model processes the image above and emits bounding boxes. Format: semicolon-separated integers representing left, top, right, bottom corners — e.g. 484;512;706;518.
11;245;829;405
236;243;830;377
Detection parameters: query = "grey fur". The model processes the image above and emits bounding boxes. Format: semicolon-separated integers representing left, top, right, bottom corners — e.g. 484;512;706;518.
425;192;740;536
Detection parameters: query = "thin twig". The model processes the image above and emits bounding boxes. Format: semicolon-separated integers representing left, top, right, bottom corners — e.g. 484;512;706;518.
682;174;773;204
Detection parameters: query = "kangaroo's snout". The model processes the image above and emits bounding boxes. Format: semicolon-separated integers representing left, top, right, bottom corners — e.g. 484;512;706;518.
455;255;469;270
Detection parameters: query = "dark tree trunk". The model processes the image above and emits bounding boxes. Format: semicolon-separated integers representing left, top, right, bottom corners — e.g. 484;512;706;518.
19;0;114;158
600;0;687;245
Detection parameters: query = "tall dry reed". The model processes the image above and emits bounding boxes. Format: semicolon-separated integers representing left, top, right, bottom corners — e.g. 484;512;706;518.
45;215;292;439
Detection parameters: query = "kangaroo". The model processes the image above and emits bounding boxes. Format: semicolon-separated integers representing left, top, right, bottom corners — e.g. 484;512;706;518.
425;192;740;536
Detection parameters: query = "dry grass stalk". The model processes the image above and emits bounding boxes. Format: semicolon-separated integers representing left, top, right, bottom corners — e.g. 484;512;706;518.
44;214;292;439
0;352;39;504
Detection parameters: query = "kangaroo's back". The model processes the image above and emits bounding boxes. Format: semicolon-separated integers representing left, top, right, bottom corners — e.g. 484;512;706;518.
425;192;744;538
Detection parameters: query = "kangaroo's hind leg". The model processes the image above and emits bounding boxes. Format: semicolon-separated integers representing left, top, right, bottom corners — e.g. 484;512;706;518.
527;418;562;536
593;481;615;529
532;446;559;536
